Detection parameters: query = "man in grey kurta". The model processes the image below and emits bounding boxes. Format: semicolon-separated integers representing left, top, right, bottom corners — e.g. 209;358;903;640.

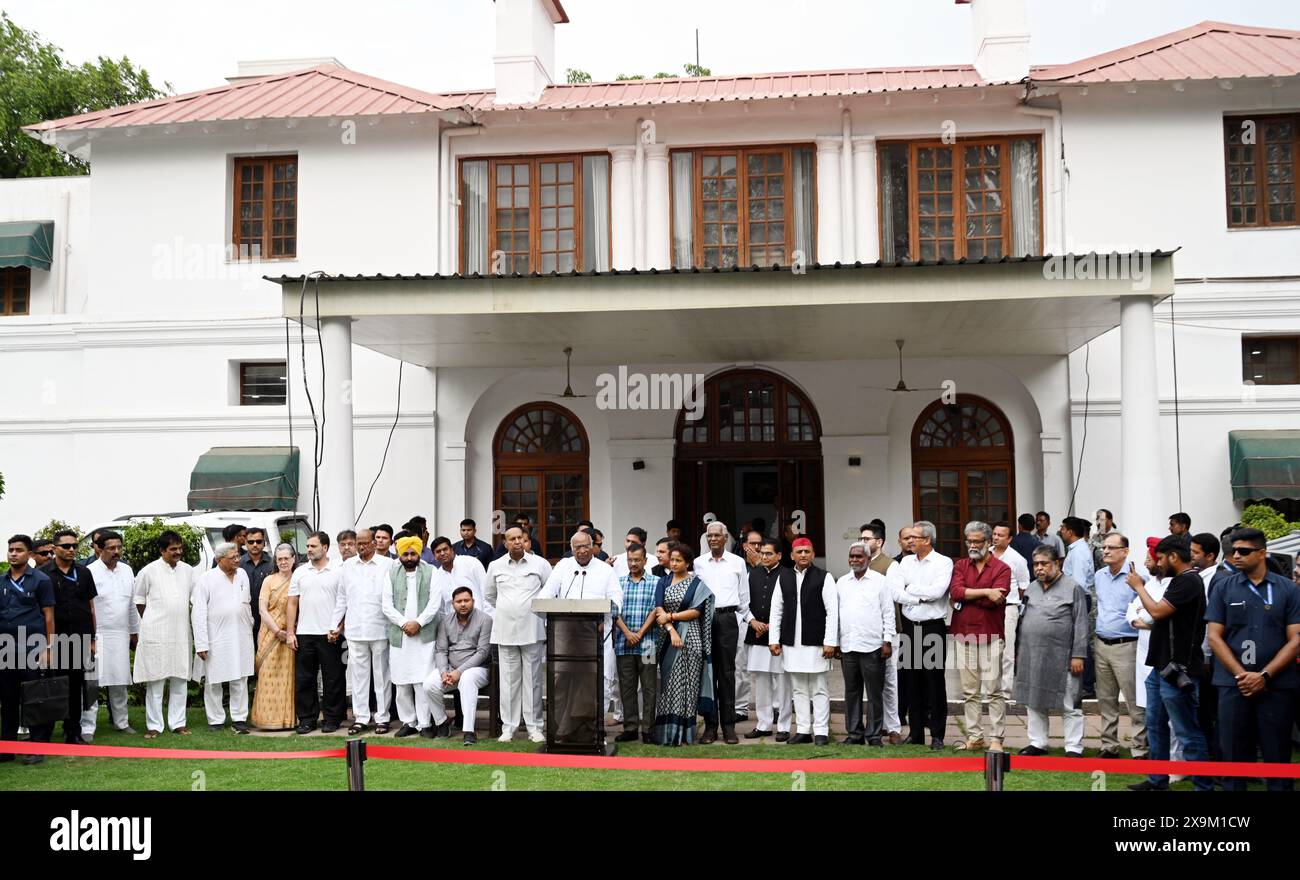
424;587;493;745
1016;545;1090;756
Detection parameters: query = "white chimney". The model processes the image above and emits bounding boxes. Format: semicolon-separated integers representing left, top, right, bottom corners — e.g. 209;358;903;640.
963;0;1030;83
493;0;569;105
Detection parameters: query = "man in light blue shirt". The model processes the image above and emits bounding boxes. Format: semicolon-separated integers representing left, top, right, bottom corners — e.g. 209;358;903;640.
1061;516;1097;698
1092;532;1149;758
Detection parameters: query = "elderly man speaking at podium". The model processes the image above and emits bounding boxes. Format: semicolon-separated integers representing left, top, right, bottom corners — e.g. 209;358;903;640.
540;531;623;740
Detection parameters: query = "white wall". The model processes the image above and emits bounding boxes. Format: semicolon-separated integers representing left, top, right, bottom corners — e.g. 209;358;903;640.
0;175;89;315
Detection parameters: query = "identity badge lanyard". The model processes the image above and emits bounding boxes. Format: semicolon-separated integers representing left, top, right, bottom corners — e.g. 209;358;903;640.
1245;580;1273;612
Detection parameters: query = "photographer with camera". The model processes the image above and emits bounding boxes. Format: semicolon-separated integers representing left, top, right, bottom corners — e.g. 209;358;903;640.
1127;535;1212;791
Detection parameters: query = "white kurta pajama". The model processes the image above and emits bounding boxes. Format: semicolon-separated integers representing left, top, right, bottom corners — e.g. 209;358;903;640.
192;567;256;726
133;557;195;732
383;568;448;728
768;567;839;736
485;552;552;739
339;554;395;725
83;558;139;734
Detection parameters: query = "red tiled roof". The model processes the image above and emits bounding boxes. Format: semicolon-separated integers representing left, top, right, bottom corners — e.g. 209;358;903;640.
1036;20;1300;83
25;64;465;133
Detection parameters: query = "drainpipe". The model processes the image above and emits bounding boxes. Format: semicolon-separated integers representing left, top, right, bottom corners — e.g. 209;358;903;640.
440;120;481;274
840;108;855;262
1016;102;1064;253
55;188;71;313
634;118;646;269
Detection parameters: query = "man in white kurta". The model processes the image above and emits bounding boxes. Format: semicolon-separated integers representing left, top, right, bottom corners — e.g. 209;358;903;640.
431;538;492;616
383;537;449;736
540;531;622;738
84;532;139;736
338;529;395;733
485;527;552;743
133;535;196;735
768;537;838;744
192;543;256;731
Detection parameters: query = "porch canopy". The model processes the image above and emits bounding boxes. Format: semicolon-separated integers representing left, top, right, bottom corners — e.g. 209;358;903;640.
1229;430;1300;501
268;253;1176;368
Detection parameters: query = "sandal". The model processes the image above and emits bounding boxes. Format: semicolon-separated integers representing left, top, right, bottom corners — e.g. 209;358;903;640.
144;730;160;740
374;723;391;735
347;723;367;736
174;727;192;736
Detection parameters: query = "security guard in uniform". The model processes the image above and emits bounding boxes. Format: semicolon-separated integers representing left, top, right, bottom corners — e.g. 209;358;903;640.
1206;527;1300;791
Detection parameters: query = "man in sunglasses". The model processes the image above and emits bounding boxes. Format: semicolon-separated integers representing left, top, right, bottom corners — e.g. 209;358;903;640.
240;528;275;644
40;530;98;745
28;538;54;571
1206;528;1300;791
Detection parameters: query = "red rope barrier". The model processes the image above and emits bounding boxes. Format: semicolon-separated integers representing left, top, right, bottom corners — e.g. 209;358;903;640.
1015;755;1300;778
0;741;345;760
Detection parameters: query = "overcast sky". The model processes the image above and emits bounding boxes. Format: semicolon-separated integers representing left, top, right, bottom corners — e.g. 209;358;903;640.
3;0;1298;95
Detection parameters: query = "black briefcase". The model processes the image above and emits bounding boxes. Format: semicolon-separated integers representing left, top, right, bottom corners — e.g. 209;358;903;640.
21;675;70;728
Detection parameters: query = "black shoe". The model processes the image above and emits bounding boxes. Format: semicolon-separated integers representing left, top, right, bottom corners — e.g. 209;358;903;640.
733;713;749;722
774;731;790;743
743;727;769;739
321;723;340;734
1098;749;1121;759
905;736;926;746
700;728;717;744
641;733;652;744
419;726;435;739
868;739;884;747
1127;780;1169;792
1018;745;1048;756
436;720;453;738
1064;750;1084;758
295;722;316;735
463;732;477;746
722;726;739;745
0;754;13;763
787;733;813;744
394;724;420;738
841;736;866;745
22;754;43;765
232;721;251;735
64;734;84;745
813;735;829;746
615;730;640;742
930;739;944;751
208;724;224;733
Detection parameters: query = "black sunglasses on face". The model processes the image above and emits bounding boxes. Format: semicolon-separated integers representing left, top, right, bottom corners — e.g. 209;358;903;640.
1230;546;1262;557
56;544;78;550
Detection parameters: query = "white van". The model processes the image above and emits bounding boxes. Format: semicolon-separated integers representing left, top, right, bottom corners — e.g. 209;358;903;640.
93;510;314;569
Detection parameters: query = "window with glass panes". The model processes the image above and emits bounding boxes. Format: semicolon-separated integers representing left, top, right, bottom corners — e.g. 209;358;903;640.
1225;114;1298;228
494;403;589;562
1242;335;1300;385
487;156;587;274
239;362;287;406
671;145;814;269
232;156;297;259
1;267;30;316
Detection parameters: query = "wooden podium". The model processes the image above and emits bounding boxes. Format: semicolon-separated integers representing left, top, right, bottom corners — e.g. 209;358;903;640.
532;598;616;756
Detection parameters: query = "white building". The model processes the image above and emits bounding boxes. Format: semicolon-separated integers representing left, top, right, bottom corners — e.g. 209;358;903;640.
3;0;1298;563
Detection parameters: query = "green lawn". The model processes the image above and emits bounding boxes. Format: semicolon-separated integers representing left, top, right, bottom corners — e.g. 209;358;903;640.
0;706;1204;792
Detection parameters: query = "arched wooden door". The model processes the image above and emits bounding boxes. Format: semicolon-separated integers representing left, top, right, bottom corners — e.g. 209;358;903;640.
674;369;825;550
911;395;1015;558
493;402;589;562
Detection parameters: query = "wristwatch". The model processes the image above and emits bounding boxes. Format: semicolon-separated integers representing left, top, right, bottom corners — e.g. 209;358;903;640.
1261;671;1272;688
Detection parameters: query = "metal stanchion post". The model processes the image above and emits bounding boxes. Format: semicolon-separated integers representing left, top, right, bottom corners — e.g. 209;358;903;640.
984;750;1007;791
346;738;367;791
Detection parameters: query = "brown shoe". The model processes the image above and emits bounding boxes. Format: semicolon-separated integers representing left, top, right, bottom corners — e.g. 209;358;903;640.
953;736;986;751
886;731;903;745
700;728;717;744
174;727;192;736
722;726;739;745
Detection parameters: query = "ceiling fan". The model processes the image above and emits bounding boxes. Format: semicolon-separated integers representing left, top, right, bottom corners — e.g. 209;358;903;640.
861;339;948;394
542;346;591;399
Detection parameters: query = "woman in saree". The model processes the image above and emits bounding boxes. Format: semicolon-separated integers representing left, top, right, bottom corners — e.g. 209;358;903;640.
649;541;715;746
250;543;297;730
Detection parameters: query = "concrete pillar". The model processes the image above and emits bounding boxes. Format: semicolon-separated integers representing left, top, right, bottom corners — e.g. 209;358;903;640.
852;136;879;263
317;316;356;532
644;144;671;270
814;136;842;265
1120;295;1162;540
609;146;637;270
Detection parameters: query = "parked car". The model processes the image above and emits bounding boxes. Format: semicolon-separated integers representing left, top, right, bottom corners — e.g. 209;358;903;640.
92;510;314;569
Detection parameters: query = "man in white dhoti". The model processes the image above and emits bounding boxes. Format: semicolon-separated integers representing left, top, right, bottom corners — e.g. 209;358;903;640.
768;537;838;745
383;536;449;737
84;530;139;738
485;527;551;743
425;587;493;745
339;528;395;736
431;535;491;616
193;542;255;733
540;530;622;741
743;540;792;741
133;531;195;738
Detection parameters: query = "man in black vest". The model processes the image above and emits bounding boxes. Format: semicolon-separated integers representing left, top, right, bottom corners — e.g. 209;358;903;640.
742;540;792;741
768;537;838;745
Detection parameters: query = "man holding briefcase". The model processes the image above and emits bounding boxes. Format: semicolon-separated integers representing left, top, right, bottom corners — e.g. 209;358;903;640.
2;535;58;765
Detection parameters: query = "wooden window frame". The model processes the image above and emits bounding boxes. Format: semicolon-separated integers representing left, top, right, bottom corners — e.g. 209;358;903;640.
669;143;814;269
232;154;298;260
1242;334;1300;386
877;135;1042;262
457;152;612;275
1224;113;1300;229
1;266;31;316
238;361;287;406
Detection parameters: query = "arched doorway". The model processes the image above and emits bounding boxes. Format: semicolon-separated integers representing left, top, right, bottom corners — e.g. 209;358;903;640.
911;395;1015;558
493;402;589;562
674;369;825;549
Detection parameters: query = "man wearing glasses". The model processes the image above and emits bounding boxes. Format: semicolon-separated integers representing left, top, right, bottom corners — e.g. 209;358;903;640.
1206;528;1300;791
240;528;274;643
41;530;98;745
29;538;54;570
1091;533;1149;759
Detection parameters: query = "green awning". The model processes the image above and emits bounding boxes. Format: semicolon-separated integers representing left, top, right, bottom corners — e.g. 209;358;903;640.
1229;430;1300;501
0;221;54;270
188;446;300;511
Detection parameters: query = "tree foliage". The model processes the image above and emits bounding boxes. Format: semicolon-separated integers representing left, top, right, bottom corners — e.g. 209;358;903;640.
34;518;89;557
0;12;169;177
120;518;203;573
565;68;591;84
1241;503;1300;541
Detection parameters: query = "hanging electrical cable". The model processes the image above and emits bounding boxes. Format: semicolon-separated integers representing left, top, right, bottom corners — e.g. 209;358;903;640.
1169;295;1184;511
355;360;403;526
1068;342;1090;516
